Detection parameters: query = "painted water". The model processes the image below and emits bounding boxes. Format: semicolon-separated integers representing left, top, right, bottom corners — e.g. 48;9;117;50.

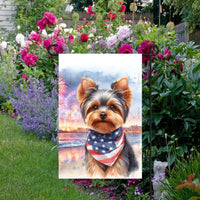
59;132;142;164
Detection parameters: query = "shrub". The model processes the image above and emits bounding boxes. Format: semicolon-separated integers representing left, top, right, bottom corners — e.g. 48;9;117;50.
164;151;200;200
4;0;66;34
142;43;200;165
10;77;58;141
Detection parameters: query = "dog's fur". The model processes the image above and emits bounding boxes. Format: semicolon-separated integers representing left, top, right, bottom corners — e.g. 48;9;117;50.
77;77;138;177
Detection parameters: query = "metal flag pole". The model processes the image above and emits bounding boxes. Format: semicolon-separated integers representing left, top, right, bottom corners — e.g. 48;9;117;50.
143;44;159;199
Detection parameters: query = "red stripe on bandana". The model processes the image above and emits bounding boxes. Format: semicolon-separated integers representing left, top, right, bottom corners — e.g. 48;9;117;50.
86;127;125;166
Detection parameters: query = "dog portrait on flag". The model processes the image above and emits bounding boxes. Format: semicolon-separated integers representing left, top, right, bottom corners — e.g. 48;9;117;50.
59;54;142;179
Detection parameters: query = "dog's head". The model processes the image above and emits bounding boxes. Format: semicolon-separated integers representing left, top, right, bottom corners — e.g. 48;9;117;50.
77;77;132;133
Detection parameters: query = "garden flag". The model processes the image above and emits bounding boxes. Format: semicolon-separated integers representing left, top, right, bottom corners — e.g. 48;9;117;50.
58;54;142;179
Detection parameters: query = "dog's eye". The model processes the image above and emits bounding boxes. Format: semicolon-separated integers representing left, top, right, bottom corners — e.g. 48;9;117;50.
93;105;98;110
110;105;115;110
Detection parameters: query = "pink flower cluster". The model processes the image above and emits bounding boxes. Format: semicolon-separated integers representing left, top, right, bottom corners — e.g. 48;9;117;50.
117;25;132;41
108;11;117;20
87;5;95;16
28;31;42;45
174;57;184;71
118;44;133;54
119;1;126;12
138;40;156;66
37;12;57;30
21;48;38;66
157;46;172;61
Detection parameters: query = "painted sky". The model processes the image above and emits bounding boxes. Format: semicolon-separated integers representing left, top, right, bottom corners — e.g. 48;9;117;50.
59;54;142;128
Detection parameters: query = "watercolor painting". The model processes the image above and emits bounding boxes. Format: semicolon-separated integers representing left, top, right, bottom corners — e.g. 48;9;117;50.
58;54;142;179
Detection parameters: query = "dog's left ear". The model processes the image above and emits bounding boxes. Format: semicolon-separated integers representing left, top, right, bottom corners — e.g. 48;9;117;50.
111;77;132;107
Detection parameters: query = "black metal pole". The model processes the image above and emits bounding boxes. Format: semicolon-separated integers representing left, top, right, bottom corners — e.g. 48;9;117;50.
143;45;159;199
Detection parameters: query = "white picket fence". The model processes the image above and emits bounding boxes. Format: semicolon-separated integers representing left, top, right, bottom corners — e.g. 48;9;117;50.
0;0;15;31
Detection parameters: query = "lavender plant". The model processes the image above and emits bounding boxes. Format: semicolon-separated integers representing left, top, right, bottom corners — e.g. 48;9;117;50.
10;77;58;141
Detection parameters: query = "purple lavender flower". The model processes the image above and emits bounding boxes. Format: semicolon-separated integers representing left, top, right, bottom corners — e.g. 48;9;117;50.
10;76;58;141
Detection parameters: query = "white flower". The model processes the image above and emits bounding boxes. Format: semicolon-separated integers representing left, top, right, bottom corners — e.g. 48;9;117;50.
17;25;21;30
16;33;25;45
107;35;119;49
71;50;75;53
117;25;132;41
90;27;96;33
41;29;48;37
59;23;67;28
1;41;7;49
20;40;26;47
64;28;73;33
88;33;94;38
87;44;92;49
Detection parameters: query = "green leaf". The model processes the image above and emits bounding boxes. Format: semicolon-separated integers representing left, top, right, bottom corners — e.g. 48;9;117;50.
164;80;174;89
168;153;176;165
192;62;200;73
153;115;163;126
188;196;200;200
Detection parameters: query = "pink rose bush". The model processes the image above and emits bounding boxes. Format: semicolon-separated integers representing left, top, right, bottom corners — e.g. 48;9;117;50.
37;12;57;30
118;44;133;53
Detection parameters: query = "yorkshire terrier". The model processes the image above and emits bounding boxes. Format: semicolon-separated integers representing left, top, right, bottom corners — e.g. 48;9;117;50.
77;77;138;178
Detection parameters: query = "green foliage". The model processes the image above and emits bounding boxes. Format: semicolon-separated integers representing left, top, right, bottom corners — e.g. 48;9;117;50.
92;179;107;187
70;0;93;11
163;0;200;30
0;42;18;103
125;186;149;200
164;151;200;200
142;43;200;165
153;0;182;26
5;0;66;34
1;100;14;115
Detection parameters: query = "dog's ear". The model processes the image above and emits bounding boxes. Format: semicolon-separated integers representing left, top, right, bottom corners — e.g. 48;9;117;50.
77;78;97;104
111;77;132;107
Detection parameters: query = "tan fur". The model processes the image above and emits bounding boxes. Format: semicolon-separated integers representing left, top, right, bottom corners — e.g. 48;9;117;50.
113;77;132;107
77;78;97;105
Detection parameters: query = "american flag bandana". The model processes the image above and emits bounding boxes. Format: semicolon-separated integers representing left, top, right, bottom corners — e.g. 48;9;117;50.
86;127;125;166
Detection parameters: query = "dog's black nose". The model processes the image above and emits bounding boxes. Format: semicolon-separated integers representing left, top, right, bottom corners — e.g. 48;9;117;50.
100;112;107;120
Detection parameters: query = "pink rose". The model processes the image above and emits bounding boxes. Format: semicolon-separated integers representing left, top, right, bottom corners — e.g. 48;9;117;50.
77;25;82;31
54;38;64;54
44;12;56;26
21;48;27;60
12;113;18;118
24;53;38;66
108;11;117;20
69;34;74;44
43;38;53;50
37;17;47;30
37;12;56;30
118;44;133;54
28;31;42;45
22;73;28;81
87;5;95;16
138;40;156;66
80;33;89;42
120;5;126;12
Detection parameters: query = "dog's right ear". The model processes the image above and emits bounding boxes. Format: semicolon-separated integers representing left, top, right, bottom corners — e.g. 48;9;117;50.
77;78;97;104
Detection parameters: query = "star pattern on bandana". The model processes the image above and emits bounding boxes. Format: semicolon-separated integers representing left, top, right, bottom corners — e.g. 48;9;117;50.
87;128;121;154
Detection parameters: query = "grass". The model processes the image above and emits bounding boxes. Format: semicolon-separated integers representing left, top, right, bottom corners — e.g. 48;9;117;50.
0;112;96;200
